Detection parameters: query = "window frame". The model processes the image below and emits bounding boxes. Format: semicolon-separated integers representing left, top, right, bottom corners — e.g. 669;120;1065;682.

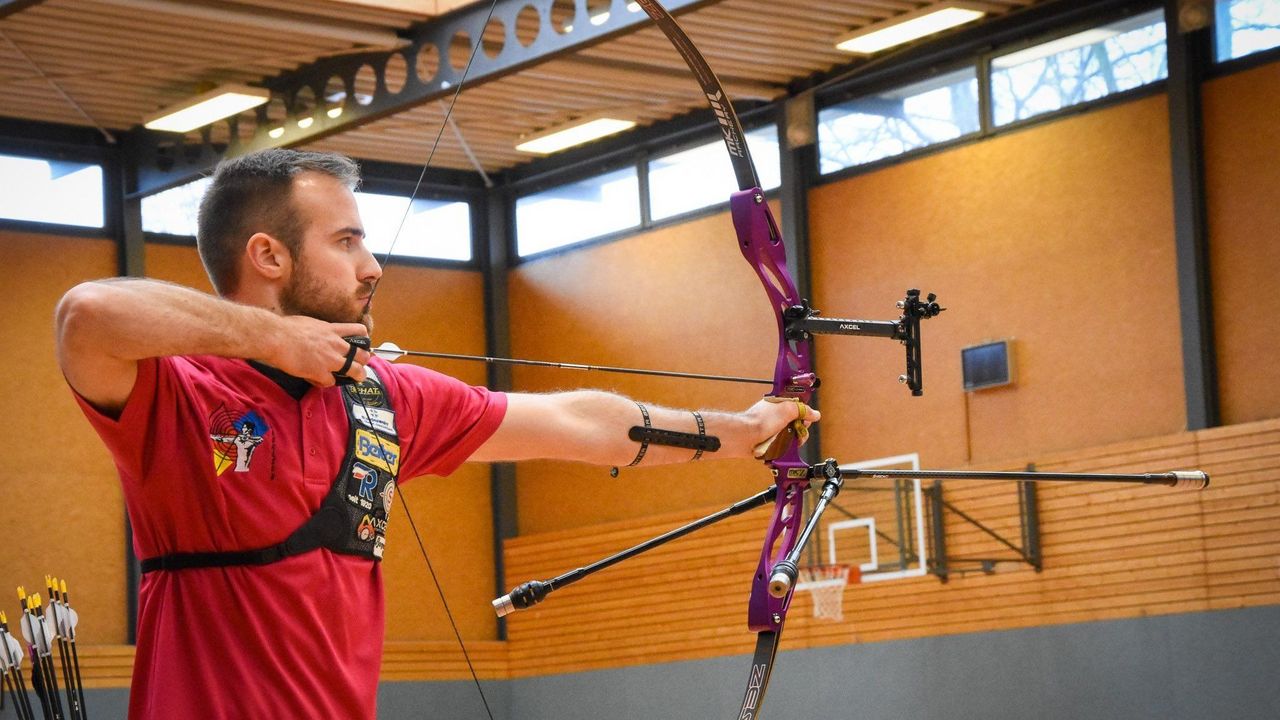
0;134;113;237
815;61;985;179
136;171;483;269
812;2;1171;188
510;118;782;263
1212;0;1280;65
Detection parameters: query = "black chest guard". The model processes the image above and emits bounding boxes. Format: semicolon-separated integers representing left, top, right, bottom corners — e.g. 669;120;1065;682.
140;368;401;574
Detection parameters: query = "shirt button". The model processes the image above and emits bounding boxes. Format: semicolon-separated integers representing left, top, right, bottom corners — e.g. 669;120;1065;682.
305;410;313;419
309;448;317;456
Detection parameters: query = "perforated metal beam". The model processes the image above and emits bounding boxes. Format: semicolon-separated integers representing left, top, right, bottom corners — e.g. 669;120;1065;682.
0;0;44;19
128;0;721;196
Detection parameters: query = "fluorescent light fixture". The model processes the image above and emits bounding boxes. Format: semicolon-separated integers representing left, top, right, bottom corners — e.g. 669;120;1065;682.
992;28;1119;68
143;84;270;133
836;2;987;55
515;116;636;155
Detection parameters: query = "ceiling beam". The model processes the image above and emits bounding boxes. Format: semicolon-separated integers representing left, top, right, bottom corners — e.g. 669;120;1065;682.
0;0;45;20
130;0;728;195
93;0;408;49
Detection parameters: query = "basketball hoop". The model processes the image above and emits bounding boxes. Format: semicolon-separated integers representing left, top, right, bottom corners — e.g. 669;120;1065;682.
795;564;858;621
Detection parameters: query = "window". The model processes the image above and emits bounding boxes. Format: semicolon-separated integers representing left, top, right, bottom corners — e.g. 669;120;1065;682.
991;10;1167;126
1216;0;1280;61
355;192;471;261
648;125;781;221
0;153;104;228
818;68;980;174
142;177;210;236
515;165;640;257
141;179;471;261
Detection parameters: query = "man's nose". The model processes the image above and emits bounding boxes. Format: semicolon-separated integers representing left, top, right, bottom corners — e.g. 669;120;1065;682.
360;248;383;283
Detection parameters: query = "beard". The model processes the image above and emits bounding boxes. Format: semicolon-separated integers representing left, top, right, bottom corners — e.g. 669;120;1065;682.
279;258;375;333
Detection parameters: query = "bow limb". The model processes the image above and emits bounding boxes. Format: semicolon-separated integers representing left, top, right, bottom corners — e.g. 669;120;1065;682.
632;3;815;717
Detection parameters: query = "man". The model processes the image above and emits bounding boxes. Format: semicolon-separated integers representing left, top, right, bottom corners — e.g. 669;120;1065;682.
55;149;816;719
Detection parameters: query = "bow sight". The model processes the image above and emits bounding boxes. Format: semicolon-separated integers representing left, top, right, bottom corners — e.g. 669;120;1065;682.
783;289;945;395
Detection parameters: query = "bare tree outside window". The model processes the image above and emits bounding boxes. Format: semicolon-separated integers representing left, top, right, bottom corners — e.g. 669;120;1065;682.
817;68;980;174
1216;0;1280;61
991;10;1167;127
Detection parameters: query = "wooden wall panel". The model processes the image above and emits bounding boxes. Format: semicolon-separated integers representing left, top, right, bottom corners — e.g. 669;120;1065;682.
1203;61;1280;425
0;231;127;644
501;419;1278;677
809;94;1185;470
364;263;497;643
507;205;786;535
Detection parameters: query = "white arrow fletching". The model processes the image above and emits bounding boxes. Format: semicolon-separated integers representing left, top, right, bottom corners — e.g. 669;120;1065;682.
0;632;22;671
373;341;406;362
20;613;54;654
51;603;78;637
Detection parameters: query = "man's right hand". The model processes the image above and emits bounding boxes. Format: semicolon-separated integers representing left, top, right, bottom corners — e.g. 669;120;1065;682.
268;316;372;386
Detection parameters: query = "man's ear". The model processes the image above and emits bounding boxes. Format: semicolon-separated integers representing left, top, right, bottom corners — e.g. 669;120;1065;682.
244;232;292;282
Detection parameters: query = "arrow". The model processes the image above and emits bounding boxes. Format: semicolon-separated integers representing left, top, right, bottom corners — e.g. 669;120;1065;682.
1;612;36;720
45;578;84;720
372;342;773;386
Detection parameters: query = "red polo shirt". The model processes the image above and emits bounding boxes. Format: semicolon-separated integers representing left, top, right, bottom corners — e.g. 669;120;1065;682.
74;354;506;719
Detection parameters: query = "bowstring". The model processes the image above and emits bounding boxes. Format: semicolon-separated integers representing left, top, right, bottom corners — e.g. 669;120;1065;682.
353;2;503;718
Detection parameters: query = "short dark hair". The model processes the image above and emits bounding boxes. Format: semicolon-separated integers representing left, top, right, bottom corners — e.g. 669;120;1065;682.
196;149;361;295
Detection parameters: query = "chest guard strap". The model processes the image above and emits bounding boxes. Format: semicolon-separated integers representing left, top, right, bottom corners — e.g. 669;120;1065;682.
140;368;401;574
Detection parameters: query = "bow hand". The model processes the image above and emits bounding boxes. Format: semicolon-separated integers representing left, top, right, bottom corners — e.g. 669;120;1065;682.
749;397;819;460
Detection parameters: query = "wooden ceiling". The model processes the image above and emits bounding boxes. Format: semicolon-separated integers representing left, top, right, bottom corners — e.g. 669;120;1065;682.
0;0;1047;175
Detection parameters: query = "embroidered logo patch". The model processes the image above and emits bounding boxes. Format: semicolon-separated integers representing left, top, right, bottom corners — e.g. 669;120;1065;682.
345;382;386;408
355;429;400;475
357;514;378;542
208;406;269;476
379;482;396;515
353;463;378;501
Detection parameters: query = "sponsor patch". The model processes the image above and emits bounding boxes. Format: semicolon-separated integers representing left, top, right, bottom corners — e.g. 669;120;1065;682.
352;405;397;435
355;429;400;475
345;382;386;408
379;482;396;515
357;514;377;542
353;461;376;502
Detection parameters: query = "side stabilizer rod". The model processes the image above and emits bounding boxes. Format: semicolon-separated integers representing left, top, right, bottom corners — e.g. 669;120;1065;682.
493;486;779;617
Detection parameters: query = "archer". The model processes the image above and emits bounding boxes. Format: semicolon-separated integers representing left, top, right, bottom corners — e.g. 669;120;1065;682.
53;148;818;720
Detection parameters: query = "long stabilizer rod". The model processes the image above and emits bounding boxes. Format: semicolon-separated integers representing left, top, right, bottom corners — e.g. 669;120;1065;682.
839;467;1209;489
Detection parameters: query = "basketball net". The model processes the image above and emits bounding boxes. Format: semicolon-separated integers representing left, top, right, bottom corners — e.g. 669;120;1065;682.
795;564;858;621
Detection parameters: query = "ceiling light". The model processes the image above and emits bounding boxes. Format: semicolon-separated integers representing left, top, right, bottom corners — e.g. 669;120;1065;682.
836;2;987;55
143;84;270;133
297;117;314;129
268;126;285;139
515;116;636;155
992;28;1119;68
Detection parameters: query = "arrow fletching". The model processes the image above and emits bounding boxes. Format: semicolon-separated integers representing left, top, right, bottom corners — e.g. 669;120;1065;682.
0;628;22;671
373;341;406;362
